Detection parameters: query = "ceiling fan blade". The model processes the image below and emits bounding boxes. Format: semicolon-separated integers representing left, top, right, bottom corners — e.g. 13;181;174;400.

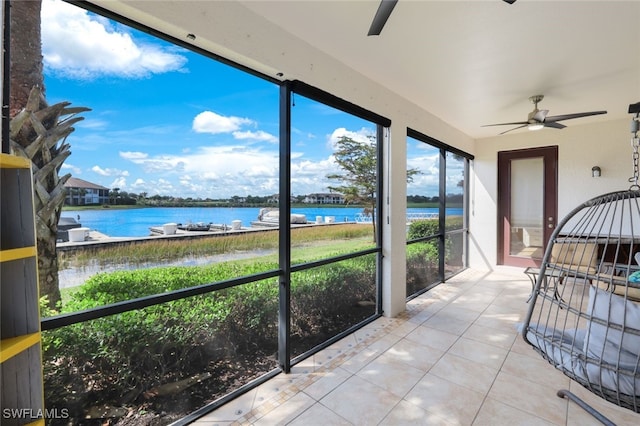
544;122;566;130
545;110;607;122
481;121;528;127
499;124;528;135
367;0;398;36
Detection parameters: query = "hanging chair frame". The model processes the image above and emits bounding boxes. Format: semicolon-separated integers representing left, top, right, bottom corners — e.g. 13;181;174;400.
523;189;640;425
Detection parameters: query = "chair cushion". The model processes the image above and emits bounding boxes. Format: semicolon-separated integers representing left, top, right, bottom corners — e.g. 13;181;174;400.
594;272;640;302
550;241;598;274
583;286;640;395
584;286;640;363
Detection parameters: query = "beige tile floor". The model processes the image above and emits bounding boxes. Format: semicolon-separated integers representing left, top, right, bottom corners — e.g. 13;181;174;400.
191;267;640;425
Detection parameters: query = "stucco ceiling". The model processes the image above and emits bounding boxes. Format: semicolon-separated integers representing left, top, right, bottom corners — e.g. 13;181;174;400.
89;0;640;139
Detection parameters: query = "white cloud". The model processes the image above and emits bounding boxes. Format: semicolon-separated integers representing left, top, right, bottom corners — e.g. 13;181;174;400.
120;151;149;161
292;157;339;177
77;118;109;130
102;126;374;198
407;152;439;195
140;178;176;196
232;130;278;143
117;144;281;197
110;176;127;189
41;0;187;79
327;127;374;150
60;163;82;175
91;165;129;177
192;111;254;134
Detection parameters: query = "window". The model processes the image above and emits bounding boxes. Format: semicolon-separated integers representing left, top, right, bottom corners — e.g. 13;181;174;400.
405;129;472;297
286;86;386;359
39;3;389;423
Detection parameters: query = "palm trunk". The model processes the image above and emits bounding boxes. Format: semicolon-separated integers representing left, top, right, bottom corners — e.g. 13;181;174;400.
9;0;45;117
9;0;90;309
10;87;89;308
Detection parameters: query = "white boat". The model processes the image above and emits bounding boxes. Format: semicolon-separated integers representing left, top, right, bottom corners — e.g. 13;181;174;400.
355;211;438;224
354;213;373;224
406;212;439;222
257;208;307;224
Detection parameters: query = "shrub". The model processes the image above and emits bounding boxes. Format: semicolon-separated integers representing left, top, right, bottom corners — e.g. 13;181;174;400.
43;256;376;421
407;219;440;240
407;217;464;263
406;242;439;296
291;255;376;346
405;217;465;297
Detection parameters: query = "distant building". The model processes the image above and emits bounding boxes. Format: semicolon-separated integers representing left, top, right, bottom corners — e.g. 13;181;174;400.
303;193;345;204
267;194;296;203
64;177;110;206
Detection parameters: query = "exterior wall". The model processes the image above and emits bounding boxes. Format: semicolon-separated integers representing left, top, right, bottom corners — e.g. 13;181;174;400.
469;118;631;270
65;187;109;206
303;193;345;204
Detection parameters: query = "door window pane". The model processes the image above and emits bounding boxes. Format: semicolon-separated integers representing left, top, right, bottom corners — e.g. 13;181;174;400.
509;157;544;258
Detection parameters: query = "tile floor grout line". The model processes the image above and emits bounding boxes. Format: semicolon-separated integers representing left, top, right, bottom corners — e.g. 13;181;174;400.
228;309;416;424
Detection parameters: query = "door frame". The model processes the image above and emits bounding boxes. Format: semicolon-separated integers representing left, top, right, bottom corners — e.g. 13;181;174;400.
497;146;558;267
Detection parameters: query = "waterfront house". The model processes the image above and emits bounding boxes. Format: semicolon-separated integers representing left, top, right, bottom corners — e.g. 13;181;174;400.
303;192;345;205
63;176;110;206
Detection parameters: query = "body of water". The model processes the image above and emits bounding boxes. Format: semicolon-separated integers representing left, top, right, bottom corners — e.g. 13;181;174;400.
61;206;462;238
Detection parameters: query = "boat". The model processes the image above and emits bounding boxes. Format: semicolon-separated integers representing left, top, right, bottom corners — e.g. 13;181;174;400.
57;216;82;241
177;222;212;231
355;211;439;224
406;212;438;222
256;208;307;225
149;220;245;236
354;213;373;224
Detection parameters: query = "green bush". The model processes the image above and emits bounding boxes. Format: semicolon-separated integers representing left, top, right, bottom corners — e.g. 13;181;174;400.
407;217;464;265
291;255;376;345
407;219;440;240
43;256;376;420
407;216;464;240
405;217;465;296
406;242;439;296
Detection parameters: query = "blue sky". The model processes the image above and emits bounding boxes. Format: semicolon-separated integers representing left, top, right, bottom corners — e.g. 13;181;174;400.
41;0;442;199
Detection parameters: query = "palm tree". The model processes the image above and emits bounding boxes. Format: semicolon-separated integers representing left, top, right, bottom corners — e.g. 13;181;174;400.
9;0;89;308
9;0;44;117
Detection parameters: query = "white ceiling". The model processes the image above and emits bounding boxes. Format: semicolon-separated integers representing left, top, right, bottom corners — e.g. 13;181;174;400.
95;1;640;139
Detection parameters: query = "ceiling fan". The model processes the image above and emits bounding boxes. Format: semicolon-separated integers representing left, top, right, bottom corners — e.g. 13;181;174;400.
482;95;607;135
368;0;517;36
